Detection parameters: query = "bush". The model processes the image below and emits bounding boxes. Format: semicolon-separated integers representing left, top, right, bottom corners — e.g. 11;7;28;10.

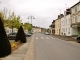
71;35;78;37
0;17;11;57
15;26;27;43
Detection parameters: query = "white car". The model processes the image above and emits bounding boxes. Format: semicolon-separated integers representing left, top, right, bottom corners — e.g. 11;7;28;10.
45;32;49;35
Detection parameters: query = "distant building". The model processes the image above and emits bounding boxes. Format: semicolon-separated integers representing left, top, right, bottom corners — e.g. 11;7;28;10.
5;27;18;35
41;28;46;33
49;20;55;34
33;27;41;33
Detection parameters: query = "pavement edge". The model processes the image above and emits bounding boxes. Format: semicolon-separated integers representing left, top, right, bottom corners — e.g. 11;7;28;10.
24;34;35;60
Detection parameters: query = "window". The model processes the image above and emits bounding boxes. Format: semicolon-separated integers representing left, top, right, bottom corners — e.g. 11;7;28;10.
64;28;65;32
68;19;70;24
72;8;75;14
66;28;67;32
63;20;65;25
77;5;79;12
68;28;70;32
78;15;80;22
66;19;67;25
67;19;70;24
72;17;75;23
78;4;80;11
62;21;63;25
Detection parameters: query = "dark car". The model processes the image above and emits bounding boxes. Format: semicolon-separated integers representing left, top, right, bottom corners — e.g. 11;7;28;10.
8;32;17;40
77;36;80;43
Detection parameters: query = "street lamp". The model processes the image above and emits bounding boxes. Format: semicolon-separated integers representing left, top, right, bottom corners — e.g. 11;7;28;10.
28;16;35;33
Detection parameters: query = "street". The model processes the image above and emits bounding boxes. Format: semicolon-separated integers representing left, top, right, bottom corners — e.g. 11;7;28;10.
34;33;80;60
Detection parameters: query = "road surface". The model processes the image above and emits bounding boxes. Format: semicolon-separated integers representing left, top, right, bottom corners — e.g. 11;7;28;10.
34;33;80;60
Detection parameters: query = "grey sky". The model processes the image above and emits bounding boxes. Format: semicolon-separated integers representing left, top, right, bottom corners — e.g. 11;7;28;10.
0;0;79;28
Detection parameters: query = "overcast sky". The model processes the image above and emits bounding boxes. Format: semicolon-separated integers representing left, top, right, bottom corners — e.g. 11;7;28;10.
0;0;79;28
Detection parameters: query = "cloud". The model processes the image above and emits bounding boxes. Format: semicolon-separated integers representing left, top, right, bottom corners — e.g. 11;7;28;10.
0;0;79;28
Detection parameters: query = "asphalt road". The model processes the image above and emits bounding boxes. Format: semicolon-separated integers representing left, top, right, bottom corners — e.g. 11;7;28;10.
34;33;80;60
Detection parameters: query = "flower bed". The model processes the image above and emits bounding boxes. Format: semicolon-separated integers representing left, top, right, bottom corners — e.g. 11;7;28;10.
10;41;22;52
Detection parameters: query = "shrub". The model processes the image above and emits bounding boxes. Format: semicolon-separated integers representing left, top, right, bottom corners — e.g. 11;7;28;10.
0;17;11;57
15;26;27;43
71;35;78;37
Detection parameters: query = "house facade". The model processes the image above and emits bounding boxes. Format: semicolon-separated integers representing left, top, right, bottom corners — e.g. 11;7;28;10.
70;1;80;35
55;18;60;35
61;14;72;36
49;20;55;34
33;27;41;33
55;14;64;35
41;28;46;33
61;8;72;36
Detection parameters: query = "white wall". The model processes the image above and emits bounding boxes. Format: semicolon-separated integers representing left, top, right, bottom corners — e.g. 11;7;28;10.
61;14;72;36
33;28;41;33
5;27;18;35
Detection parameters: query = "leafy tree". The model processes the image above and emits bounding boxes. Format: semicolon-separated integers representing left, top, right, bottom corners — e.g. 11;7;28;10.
15;26;27;43
0;17;11;57
0;9;22;29
23;22;32;31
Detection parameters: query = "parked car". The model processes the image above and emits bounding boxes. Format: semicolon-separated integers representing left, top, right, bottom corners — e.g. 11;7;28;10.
8;32;17;40
77;36;80;43
45;32;49;35
25;33;32;37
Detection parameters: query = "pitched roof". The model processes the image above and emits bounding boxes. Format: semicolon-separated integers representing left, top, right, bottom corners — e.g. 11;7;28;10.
70;1;80;8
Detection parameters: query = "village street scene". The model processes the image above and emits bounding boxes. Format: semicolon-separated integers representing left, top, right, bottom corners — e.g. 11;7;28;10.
0;0;80;60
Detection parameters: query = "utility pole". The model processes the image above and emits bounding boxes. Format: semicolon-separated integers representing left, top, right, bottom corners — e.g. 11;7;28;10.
28;15;35;33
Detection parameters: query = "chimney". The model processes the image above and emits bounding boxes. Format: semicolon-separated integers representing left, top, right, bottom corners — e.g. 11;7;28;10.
60;14;64;18
66;8;71;15
58;15;60;18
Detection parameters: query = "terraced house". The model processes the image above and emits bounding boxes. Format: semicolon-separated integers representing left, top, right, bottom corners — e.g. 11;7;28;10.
49;20;55;34
55;14;64;35
70;1;80;35
61;8;71;36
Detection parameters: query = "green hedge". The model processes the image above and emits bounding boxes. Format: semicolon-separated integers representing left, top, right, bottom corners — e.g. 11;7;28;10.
15;26;27;43
0;18;11;58
71;35;78;37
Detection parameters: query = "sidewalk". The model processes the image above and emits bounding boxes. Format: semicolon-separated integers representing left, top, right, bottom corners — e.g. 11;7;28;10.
2;42;29;60
51;34;77;42
1;35;34;60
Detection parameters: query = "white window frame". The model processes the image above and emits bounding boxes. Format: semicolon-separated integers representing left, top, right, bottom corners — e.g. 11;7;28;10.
78;15;80;22
66;19;67;25
68;18;70;25
72;8;75;14
72;17;75;23
78;4;80;11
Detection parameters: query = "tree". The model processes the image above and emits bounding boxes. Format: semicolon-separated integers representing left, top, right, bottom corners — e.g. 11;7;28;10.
0;17;11;57
23;22;32;31
0;9;22;29
15;26;27;43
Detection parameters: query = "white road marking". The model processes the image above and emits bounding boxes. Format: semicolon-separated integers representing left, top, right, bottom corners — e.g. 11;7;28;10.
51;37;55;39
36;37;38;39
46;37;49;39
41;37;44;39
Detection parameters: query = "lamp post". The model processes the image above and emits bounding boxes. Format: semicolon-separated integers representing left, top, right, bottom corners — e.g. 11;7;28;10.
28;15;35;33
